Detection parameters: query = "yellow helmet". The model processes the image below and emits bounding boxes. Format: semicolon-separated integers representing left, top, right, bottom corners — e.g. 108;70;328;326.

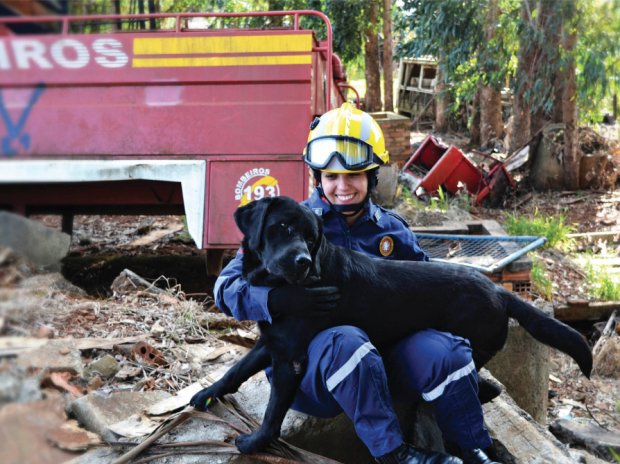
303;102;389;173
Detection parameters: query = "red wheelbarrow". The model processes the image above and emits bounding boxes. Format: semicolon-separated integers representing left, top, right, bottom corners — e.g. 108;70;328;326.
402;135;514;206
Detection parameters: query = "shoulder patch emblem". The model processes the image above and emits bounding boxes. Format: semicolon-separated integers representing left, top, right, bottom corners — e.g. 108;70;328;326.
379;236;394;257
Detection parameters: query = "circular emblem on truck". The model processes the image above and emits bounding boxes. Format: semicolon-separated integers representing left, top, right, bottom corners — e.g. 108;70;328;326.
379;236;394;257
235;168;281;206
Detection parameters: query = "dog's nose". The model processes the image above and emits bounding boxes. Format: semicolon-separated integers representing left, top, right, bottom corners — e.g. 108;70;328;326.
295;255;311;272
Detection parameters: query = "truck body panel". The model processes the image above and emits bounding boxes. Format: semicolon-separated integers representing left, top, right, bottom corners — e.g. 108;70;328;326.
0;11;345;249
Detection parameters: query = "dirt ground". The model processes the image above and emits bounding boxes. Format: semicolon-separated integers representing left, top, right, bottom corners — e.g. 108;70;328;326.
1;127;619;461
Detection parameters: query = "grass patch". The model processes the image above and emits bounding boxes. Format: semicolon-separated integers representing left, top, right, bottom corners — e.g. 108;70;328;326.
530;258;554;300
401;185;473;214
583;261;620;301
503;209;576;250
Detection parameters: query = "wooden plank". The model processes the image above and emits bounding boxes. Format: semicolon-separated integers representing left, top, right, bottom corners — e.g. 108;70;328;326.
554;301;620;322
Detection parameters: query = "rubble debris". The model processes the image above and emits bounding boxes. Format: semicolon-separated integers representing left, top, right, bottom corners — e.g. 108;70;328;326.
16;340;84;375
401;134;514;206
111;268;169;296
0;393;77;464
0;211;71;269
69;390;170;442
132;341;167;367
550;418;620;461
529;124;619;191
41;371;84;397
84;354;120;379
47;419;102;451
218;328;258;348
127;223;184;248
592;310;620;377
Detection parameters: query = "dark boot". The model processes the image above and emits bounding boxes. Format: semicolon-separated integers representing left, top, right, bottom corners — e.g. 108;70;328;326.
375;443;463;464
460;448;501;464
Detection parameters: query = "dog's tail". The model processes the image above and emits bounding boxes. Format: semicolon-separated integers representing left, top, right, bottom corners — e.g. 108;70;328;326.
504;291;592;378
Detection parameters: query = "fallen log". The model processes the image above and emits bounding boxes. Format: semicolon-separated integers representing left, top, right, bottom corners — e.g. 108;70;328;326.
554;301;620;322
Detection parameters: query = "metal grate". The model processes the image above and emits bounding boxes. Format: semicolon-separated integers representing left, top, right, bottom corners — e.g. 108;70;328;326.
415;233;546;273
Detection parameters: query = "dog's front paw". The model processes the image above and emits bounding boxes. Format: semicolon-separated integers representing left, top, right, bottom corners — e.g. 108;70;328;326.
235;431;271;454
189;387;217;411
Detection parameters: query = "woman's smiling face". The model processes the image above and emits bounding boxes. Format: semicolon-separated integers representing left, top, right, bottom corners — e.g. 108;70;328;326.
320;171;368;224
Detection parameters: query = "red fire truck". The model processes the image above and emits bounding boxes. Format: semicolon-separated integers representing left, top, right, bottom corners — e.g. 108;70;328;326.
0;10;347;269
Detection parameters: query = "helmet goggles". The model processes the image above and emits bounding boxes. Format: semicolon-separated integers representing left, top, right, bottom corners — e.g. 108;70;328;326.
304;136;383;171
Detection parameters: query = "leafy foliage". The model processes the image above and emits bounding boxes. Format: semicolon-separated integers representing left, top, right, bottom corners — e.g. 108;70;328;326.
574;0;620;122
395;0;619;125
583;260;620;301
503;210;575;250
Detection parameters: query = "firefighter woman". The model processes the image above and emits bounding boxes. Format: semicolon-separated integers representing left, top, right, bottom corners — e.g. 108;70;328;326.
203;103;499;464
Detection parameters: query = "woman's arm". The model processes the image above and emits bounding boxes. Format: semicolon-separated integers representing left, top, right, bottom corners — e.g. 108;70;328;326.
213;250;273;322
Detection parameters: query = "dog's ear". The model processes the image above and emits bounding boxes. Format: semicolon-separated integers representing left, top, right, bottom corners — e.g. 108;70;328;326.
234;197;279;251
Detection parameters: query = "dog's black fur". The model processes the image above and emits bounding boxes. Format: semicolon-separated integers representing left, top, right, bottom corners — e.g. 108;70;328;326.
190;196;592;454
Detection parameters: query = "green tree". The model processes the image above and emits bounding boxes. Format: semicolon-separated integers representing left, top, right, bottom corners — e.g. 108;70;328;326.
395;0;516;145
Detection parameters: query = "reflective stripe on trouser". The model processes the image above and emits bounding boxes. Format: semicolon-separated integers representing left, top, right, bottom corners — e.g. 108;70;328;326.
287;325;403;457
386;328;493;450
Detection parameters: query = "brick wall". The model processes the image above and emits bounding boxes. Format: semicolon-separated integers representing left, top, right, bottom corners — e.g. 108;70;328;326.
370;112;412;166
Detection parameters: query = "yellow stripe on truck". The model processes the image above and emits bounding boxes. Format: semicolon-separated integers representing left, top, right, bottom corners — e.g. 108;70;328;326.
133;54;312;68
133;34;312;55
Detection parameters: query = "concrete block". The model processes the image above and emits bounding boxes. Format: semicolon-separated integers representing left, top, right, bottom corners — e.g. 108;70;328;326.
16;340;84;375
485;302;553;423
0;211;70;268
70;390;170;442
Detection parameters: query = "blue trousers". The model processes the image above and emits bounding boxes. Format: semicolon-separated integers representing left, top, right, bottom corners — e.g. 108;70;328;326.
282;326;492;457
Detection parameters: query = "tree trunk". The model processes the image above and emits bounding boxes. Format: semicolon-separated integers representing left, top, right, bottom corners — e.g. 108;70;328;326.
479;0;503;147
469;85;481;146
532;0;561;133
138;0;146;30
509;3;534;153
435;59;449;133
364;0;382;112
480;86;503;146
382;0;394;112
562;23;580;190
113;0;122;31
148;0;157;29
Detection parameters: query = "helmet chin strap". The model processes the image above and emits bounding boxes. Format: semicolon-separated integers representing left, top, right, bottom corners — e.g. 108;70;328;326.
316;184;369;217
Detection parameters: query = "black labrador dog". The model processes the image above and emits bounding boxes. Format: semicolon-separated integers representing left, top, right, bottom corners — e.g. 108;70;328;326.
190;196;592;454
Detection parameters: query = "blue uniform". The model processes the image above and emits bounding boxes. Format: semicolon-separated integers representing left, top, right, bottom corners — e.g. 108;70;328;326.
214;190;492;457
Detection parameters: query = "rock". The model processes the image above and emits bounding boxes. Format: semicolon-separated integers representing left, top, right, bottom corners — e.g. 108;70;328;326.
83;355;120;379
480;370;606;464
550;418;620;461
0;393;77;464
0;211;70;269
593;335;620;377
16;340;84;375
0;372;27;406
70;390;170;442
68;361;605;464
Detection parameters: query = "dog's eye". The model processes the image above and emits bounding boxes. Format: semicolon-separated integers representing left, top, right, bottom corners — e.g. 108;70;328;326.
279;223;293;235
307;240;315;249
